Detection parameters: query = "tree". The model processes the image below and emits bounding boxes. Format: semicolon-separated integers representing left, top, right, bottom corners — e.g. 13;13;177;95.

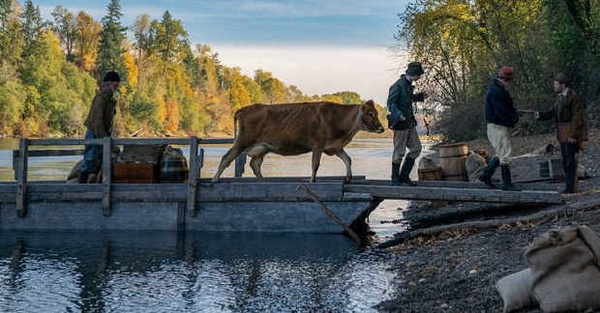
0;0;24;83
51;5;77;60
254;69;286;103
74;11;101;72
95;0;127;83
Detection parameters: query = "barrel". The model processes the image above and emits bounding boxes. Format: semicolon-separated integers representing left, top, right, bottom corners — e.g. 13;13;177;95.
158;147;189;182
439;143;468;181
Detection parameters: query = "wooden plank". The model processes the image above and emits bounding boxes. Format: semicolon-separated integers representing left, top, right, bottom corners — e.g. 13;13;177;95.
102;137;112;216
13;149;85;158
198;176;367;183
344;184;563;205
351;179;559;191
187;138;199;217
198;182;344;202
16;138;29;218
27;137;233;146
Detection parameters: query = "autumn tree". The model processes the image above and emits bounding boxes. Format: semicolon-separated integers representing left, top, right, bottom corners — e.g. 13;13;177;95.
74;11;100;72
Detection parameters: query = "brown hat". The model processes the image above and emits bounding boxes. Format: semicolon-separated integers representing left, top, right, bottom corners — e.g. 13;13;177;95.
554;73;570;86
498;66;514;81
406;62;424;76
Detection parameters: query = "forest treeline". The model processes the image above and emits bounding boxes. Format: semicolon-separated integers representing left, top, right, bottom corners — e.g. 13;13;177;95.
0;0;378;138
398;0;599;140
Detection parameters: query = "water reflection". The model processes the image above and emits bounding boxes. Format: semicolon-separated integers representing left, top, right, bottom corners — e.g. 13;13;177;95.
0;231;395;312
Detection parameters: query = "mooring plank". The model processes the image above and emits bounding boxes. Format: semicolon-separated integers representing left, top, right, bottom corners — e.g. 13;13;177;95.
344;184;563;204
353;179;559;191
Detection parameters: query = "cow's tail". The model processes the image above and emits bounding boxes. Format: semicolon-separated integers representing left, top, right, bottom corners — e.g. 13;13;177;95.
233;106;249;139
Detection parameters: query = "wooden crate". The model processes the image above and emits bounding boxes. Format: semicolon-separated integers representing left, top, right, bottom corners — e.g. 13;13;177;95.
113;162;157;183
418;167;443;181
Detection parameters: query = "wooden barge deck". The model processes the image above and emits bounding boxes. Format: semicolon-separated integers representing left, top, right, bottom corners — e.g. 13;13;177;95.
0;138;563;234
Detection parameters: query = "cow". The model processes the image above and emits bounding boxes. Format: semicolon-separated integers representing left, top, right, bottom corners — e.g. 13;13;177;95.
212;100;385;183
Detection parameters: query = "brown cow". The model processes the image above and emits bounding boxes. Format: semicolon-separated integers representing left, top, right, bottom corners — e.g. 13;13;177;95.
212;100;385;182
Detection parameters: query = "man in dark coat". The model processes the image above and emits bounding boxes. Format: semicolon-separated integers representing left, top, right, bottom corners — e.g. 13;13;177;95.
386;61;426;186
536;73;586;193
78;71;120;183
479;66;520;190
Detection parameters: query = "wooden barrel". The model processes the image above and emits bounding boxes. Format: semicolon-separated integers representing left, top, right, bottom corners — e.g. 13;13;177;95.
439;143;468;181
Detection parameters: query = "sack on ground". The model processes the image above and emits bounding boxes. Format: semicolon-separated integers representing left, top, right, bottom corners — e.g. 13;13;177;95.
524;224;600;312
495;268;535;313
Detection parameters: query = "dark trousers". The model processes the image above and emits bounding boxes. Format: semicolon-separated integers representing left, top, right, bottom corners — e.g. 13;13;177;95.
560;142;579;192
81;129;102;174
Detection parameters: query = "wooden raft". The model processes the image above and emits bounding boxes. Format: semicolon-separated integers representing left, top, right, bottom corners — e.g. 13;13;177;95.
344;180;563;205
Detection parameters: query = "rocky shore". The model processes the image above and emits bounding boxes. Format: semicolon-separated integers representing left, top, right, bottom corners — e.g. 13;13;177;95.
375;129;600;312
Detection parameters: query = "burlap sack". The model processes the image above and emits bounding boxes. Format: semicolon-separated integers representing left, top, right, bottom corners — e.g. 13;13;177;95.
465;151;486;182
495;268;535;313
524;225;600;312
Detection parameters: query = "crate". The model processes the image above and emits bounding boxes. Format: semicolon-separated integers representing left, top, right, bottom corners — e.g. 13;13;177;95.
418;166;443;181
113;162;157;183
539;158;564;178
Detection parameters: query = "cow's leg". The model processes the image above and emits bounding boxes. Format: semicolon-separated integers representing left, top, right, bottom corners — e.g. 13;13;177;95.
335;149;352;182
247;145;269;181
212;144;244;182
310;149;323;183
249;156;265;181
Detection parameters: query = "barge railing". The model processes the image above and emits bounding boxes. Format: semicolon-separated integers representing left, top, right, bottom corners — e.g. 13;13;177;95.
12;137;237;219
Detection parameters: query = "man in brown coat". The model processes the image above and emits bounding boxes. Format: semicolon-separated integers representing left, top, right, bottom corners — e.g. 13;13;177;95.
78;71;120;183
536;73;586;193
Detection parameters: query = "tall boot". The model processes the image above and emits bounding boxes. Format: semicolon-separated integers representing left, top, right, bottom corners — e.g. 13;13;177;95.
562;150;577;194
399;157;416;186
78;171;90;184
500;164;518;191
391;162;401;186
479;156;499;188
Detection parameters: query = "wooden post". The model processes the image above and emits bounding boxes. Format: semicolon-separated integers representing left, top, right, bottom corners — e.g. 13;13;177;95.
16;138;29;218
297;184;362;246
102;137;112;217
187;138;199;217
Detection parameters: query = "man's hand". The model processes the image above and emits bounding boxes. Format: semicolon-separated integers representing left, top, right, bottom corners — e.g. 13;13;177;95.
398;114;406;122
567;137;577;144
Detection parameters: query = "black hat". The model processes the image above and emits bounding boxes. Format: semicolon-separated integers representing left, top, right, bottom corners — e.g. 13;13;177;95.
103;71;121;82
406;62;424;76
554;73;570;86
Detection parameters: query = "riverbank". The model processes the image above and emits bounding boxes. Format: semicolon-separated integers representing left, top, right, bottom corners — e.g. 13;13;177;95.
375;128;600;312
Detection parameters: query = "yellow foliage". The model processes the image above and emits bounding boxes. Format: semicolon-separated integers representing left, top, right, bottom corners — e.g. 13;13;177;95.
122;51;138;87
164;98;179;132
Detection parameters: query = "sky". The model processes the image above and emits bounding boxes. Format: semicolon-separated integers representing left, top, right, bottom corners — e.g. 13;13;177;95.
35;0;412;105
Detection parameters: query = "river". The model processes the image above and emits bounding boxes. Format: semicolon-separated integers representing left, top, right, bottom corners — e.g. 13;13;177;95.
0;138;431;312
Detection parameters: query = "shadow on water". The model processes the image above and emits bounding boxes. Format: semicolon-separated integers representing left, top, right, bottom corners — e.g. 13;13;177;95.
0;231;396;313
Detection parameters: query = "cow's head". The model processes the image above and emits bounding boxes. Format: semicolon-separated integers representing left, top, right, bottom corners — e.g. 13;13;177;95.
359;100;385;133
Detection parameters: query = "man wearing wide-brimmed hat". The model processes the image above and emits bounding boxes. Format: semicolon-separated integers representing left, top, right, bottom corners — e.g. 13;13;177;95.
535;73;587;194
479;66;520;190
78;71;120;183
386;61;427;186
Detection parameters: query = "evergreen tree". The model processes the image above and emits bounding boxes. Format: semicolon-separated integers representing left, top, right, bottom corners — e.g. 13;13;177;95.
95;0;127;83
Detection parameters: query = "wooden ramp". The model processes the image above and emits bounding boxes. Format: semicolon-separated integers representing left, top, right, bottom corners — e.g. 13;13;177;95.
344;180;563;205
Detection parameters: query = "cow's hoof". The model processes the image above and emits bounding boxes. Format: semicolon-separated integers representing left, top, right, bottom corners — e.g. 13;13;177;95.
344;176;352;183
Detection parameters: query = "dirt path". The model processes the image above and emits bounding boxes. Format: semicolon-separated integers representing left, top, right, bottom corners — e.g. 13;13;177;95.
374;129;600;312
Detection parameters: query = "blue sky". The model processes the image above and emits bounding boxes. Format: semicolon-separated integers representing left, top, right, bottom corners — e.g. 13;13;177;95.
34;0;413;104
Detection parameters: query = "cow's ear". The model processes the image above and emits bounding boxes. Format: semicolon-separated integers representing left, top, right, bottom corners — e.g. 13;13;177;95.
365;99;374;106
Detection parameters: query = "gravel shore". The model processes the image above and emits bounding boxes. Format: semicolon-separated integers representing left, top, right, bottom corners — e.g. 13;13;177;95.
374;129;600;313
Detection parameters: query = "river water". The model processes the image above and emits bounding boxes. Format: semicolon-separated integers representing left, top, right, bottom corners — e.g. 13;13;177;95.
0;138;429;312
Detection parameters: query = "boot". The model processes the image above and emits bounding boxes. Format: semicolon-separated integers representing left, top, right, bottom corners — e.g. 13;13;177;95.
391;162;401;186
479;156;499;188
399;157;416;186
500;164;518;191
78;171;90;184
